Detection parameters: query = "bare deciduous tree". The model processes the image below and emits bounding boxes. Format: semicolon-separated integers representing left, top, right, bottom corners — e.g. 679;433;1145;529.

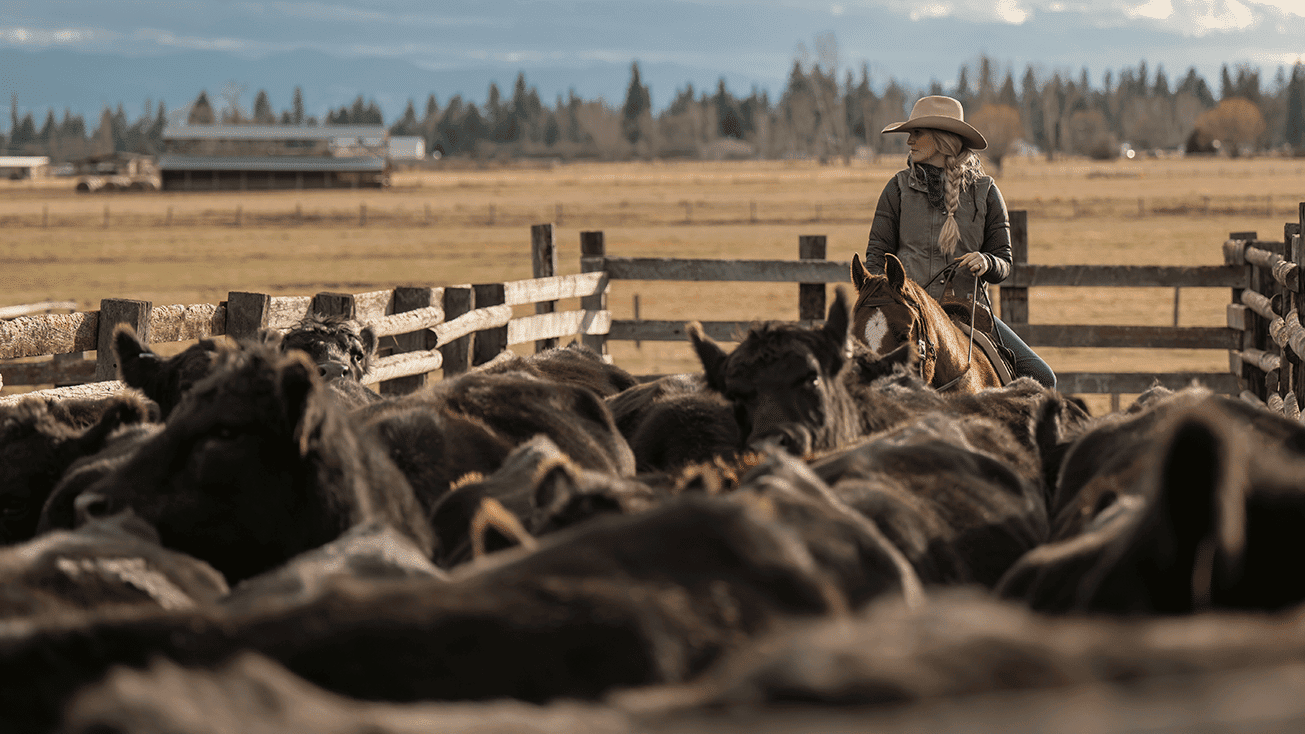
969;103;1022;172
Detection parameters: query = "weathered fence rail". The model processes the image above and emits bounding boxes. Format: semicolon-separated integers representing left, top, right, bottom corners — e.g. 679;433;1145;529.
1;211;1266;408
1222;203;1305;419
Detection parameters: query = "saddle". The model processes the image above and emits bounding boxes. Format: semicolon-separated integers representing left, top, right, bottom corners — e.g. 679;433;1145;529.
939;281;1017;384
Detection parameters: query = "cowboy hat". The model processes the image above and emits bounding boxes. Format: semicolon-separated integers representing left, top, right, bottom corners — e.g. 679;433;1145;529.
881;95;987;151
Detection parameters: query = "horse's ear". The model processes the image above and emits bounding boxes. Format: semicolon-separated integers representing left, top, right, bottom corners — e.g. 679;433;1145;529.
824;287;851;346
851;253;869;290
688;321;729;393
885;253;906;291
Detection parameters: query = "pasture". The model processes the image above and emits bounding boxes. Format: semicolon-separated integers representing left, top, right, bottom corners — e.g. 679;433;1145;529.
4;154;1303;413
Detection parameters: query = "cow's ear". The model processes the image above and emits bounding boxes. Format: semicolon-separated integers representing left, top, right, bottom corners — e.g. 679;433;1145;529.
688;322;729;393
824;287;851;348
278;354;320;455
114;325;161;388
256;328;284;351
359;325;379;356
885;253;906;291
1155;411;1246;608
851;253;869;290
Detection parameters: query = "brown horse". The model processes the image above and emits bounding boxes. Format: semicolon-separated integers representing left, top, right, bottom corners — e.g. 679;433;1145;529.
851;252;1004;393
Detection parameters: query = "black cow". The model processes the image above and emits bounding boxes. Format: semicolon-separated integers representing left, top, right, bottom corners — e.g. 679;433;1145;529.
0;510;228;619
807;410;1049;588
114;326;226;420
998;389;1305;614
428;435;665;567
689;288;865;456
356;368;636;479
0;494;843;732
606;372;742;473
0;394;154;544
475;342;639;398
37;342;434;584
278;312;379;383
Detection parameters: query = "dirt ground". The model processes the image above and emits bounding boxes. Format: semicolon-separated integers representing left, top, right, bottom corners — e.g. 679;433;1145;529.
3;155;1303;413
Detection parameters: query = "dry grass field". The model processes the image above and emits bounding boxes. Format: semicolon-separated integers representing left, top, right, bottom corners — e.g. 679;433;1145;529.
3;154;1304;413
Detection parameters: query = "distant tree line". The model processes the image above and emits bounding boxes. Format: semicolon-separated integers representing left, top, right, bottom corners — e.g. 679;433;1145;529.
5;50;1304;166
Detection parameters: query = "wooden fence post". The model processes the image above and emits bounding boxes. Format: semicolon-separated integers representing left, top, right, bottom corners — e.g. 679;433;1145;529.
472;283;507;366
382;286;439;395
532;223;558;352
799;235;827;321
1232;229;1264;400
1001;210;1030;328
312;292;356;319
95;298;151;381
1293;203;1305;414
226;292;271;342
440;286;474;376
580;231;608;356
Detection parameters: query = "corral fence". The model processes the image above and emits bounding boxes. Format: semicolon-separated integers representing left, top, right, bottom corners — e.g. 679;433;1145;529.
4;192;1304;231
1222;202;1305;418
0;209;1280;409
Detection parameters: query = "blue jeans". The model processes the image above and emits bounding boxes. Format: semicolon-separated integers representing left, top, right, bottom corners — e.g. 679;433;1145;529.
993;318;1056;389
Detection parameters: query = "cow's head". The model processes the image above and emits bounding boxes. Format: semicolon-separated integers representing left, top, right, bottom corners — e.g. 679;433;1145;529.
279;313;379;382
689;288;858;455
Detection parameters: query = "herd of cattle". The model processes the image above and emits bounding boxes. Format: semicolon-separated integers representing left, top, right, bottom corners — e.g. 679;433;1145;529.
3;288;1305;732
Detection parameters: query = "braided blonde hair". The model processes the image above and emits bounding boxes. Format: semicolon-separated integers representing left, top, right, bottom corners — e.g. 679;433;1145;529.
908;129;985;258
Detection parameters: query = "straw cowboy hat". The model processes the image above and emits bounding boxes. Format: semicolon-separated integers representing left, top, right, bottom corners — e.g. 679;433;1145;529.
881;95;987;151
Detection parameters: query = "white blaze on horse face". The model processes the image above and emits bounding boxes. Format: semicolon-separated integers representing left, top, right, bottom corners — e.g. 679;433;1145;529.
862;310;889;352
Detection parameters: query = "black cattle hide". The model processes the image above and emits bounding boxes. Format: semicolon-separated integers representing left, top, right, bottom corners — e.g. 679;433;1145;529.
356;369;636;478
620;588;1305;713
357;402;515;519
0;511;228;619
428;435;665;567
998;393;1305;614
0;394;154;544
0;495;842;732
606;373;741;473
220;520;446;615
62;652;627;734
807;411;1049;588
37;342;433;584
475;342;639;398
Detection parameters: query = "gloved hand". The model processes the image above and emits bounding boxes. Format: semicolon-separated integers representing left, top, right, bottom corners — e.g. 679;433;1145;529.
956;251;989;276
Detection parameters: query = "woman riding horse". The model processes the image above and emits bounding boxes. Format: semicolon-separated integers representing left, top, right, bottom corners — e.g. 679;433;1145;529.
865;95;1055;389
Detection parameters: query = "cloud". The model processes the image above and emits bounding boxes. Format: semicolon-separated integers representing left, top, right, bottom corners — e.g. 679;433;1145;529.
0;26;106;46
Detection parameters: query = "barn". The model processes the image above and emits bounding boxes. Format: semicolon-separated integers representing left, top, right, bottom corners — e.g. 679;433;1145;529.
157;124;390;191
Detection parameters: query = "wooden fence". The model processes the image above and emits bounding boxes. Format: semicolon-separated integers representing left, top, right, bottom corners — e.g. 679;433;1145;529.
582;210;1242;401
1222;203;1305;418
0;223;609;404
0;210;1260;407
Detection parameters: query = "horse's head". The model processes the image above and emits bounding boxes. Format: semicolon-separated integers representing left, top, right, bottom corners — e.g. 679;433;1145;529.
851;253;934;376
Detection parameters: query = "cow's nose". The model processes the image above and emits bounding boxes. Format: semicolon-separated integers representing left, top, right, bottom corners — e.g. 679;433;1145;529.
318;361;350;380
73;492;110;525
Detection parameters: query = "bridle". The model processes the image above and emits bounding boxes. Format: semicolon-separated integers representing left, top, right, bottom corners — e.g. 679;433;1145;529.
855;288;939;380
857;262;985;393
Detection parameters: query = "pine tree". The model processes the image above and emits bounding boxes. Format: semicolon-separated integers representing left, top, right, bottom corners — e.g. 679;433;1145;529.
292;87;305;125
252;90;275;124
1285;63;1305;151
189;91;215;125
91;108;115;155
621;61;652;147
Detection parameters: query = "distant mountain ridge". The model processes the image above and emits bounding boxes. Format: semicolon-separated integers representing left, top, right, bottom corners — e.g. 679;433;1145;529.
0;47;783;126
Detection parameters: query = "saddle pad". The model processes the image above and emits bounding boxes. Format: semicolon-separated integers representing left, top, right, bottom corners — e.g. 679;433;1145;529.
951;320;1014;385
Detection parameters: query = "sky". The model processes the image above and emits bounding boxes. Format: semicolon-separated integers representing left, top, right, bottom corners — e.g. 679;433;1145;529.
1;0;1303;123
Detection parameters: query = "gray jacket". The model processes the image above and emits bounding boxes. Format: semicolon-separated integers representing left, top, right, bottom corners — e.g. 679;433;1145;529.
865;164;1012;302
